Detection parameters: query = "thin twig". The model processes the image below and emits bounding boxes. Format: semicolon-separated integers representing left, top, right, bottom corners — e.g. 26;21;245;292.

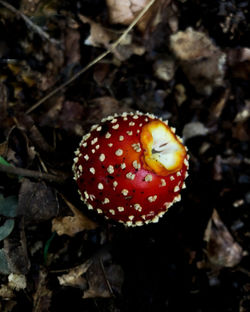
0;0;60;45
0;163;68;184
25;0;156;115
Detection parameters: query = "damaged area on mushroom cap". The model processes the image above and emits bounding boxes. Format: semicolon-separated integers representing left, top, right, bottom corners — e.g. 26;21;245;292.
73;111;188;226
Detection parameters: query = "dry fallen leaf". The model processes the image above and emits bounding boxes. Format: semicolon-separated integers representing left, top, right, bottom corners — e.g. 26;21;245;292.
33;269;52;312
170;28;226;95
83;251;124;299
58;259;92;289
106;0;151;25
79;15;115;48
204;209;243;268
52;196;97;237
18;179;58;224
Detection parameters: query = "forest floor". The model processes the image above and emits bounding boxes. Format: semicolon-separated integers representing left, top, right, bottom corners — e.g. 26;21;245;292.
0;0;250;311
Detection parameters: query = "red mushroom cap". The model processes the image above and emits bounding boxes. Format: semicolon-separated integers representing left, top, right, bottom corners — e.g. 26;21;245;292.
73;111;189;226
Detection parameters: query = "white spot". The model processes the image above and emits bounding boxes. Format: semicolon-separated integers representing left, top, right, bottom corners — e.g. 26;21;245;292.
139;123;143;127
121;189;129;196
148;195;157;202
109;209;115;215
131;143;141;152
84;191;89;199
115;149;123;156
174;185;180;192
91;149;95;154
137;130;140;133
82;142;87;147
152;216;159;223
111;118;117;123
174;194;181;202
164;202;172;209
129;121;135;126
144;174;153;182
126;131;133;136
119;135;124;141
184;158;189;166
170;176;175;181
113;181;118;188
133;115;139;119
160;179;166;187
112;124;119;129
97;208;103;214
98;183;104;190
91;137;98;145
97;126;102;131
91;124;98;131
108;143;113;147
107;165;114;174
102;198;110;204
78;165;83;172
105;132;111;139
123;117;128;121
129;215;134;221
185;171;189;178
122;112;128;117
84;154;89;161
177;171;181;176
99;153;105;162
121;163;126;169
82;133;90;142
126;172;135;180
87;204;93;210
182;182;186;189
89;167;95;174
132;160;141;170
134;204;142;212
96;145;100;150
136;221;143;226
73;157;78;163
126;221;133;226
89;194;95;201
117;206;124;212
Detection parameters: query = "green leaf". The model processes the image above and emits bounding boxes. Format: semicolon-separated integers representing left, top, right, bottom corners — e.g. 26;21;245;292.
0;194;18;217
0;156;10;166
0;219;15;241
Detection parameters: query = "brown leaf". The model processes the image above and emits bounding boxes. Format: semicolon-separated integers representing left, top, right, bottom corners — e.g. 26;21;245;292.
106;0;150;25
79;15;115;48
33;269;52;312
83;251;124;299
52;196;97;237
3;220;30;274
18;179;58;224
170;28;226;95
204;209;243;268
57;259;92;289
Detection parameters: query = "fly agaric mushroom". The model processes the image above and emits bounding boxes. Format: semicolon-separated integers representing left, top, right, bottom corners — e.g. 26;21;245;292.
73;111;188;226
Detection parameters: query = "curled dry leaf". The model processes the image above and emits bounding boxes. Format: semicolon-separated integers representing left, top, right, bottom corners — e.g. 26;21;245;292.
170;28;226;95
79;15;115;48
182;121;209;141
106;0;151;26
58;259;92;289
204;209;243;268
52;197;97;237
